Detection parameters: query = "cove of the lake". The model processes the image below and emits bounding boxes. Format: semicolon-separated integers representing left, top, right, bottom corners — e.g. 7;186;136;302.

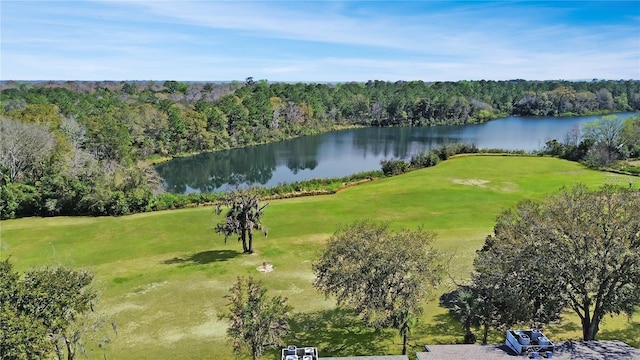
156;113;637;194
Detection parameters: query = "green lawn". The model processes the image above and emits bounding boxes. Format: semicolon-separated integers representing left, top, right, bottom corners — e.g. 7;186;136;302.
1;156;638;359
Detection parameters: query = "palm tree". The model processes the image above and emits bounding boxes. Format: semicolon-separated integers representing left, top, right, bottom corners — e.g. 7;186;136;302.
449;287;479;344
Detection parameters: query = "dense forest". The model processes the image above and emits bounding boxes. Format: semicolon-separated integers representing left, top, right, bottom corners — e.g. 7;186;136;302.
2;79;640;218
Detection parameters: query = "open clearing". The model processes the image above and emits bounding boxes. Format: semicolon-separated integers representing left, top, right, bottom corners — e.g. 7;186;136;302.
1;156;638;359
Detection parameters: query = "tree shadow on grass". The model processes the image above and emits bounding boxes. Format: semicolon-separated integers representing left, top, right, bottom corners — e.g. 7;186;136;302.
284;308;395;358
599;319;640;348
439;288;466;309
415;312;466;344
162;250;241;266
547;318;582;335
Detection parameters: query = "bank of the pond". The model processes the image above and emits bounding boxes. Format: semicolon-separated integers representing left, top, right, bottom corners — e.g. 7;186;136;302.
150;145;530;211
156;112;638;194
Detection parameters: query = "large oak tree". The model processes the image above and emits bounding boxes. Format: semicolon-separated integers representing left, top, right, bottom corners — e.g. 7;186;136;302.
0;259;105;360
473;184;640;340
313;220;441;355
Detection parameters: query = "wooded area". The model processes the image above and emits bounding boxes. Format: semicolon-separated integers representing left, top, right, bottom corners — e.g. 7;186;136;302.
1;79;639;218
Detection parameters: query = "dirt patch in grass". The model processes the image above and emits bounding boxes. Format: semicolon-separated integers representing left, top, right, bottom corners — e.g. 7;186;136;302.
495;181;520;193
452;178;490;186
159;329;185;343
128;281;168;296
257;262;274;273
105;302;144;315
190;313;227;339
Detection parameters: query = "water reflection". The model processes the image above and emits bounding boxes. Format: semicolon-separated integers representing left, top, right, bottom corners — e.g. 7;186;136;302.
156;114;636;194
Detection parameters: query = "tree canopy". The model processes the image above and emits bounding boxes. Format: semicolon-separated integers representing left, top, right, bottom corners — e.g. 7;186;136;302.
223;276;290;360
472;184;640;340
313;220;441;354
0;259;104;360
214;187;269;253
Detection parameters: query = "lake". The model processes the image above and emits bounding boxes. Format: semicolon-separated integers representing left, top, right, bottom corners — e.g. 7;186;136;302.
156;113;636;194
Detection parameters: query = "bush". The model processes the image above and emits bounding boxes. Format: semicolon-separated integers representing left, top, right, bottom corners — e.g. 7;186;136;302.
108;191;130;216
126;188;153;213
436;143;479;160
380;159;410;176
0;183;40;219
410;150;440;168
151;193;188;211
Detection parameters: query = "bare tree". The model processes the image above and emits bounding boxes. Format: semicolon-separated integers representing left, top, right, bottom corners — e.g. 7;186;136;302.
59;116;97;178
0;118;55;182
582;115;624;166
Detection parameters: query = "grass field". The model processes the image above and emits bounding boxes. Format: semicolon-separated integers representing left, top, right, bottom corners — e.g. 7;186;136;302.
1;155;639;359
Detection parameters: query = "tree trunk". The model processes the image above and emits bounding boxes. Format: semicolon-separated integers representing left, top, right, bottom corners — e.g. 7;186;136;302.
582;315;601;340
53;339;63;360
65;337;74;360
241;229;248;253
482;323;489;345
463;319;474;344
248;231;254;253
402;332;407;355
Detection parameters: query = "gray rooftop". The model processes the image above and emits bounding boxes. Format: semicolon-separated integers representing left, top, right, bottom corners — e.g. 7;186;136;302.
416;341;640;360
320;356;408;360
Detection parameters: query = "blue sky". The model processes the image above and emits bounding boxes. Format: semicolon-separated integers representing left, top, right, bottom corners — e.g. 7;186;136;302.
1;1;639;82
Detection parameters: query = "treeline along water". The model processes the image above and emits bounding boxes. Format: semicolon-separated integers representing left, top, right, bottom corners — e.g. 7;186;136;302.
4;80;639;218
156;113;637;194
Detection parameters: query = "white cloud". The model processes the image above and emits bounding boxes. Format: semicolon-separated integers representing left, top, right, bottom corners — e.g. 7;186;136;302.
1;0;638;81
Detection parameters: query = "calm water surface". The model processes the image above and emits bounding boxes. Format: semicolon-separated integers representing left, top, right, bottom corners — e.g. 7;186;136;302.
156;113;636;194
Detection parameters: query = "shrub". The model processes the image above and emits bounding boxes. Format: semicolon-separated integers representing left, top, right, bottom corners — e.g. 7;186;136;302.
410;150;440;168
436;143;479;160
380;159;410;176
0;183;40;219
152;193;187;210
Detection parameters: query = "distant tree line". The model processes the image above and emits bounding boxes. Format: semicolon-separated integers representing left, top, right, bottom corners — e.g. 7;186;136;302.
1;79;639;218
3;79;639;158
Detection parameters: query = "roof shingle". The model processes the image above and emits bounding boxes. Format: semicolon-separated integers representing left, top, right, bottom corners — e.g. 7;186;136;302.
416;341;640;360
